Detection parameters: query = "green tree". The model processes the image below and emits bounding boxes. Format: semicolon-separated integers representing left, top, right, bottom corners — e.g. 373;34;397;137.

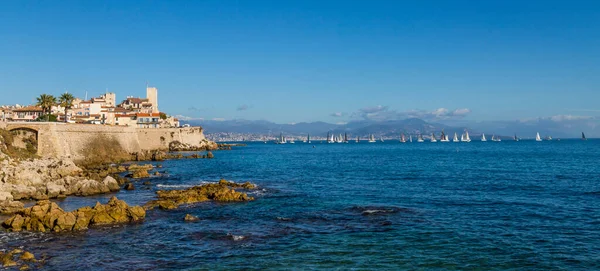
159;112;167;120
36;94;57;122
59;92;76;123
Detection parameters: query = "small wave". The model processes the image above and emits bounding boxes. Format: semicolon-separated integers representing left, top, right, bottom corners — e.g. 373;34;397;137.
350;206;409;216
276;217;292;221
156;184;194;188
227;233;246;241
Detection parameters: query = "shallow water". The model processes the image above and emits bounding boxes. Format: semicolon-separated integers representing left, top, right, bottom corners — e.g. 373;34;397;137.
2;140;600;270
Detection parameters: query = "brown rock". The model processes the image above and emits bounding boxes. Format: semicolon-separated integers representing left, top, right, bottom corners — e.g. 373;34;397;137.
131;169;150;179
19;252;35;261
206;152;214;159
124;183;135;190
144;181;254;210
184;214;200;221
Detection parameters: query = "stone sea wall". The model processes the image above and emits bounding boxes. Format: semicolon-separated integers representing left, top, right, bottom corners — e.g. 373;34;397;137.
4;123;208;160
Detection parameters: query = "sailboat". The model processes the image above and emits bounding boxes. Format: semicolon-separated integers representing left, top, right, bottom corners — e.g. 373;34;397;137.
276;133;287;144
481;133;487;142
289;138;295;144
337;134;344;143
344;133;349;143
400;133;406;143
461;130;471;142
582;132;587;140
307;134;311;143
417;134;424;142
453;132;459;142
545;135;552;141
440;130;449;142
380;136;384;142
491;135;501;142
368;134;376;143
356;136;360;143
430;133;437;142
535;132;542;142
409;135;413;142
514;134;519;141
327;132;335;143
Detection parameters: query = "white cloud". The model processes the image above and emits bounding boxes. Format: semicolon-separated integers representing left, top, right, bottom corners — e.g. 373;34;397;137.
212;118;226;121
550;115;594;122
351;105;471;121
173;115;201;121
330;112;345;117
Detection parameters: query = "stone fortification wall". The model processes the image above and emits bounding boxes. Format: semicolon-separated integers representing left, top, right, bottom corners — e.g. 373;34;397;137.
4;123;208;160
136;127;205;150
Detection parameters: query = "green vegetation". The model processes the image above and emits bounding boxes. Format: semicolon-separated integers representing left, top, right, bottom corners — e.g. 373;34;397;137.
36;114;58;122
35;94;57;122
59;92;76;123
77;134;132;168
159;112;167;120
0;129;38;160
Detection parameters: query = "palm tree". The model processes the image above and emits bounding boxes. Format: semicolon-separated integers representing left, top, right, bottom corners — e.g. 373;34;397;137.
59;92;75;123
36;94;56;122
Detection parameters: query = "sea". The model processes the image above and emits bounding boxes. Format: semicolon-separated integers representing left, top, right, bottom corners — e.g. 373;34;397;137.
1;139;599;270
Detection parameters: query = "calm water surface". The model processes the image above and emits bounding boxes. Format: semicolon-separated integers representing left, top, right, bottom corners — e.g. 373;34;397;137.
2;140;600;270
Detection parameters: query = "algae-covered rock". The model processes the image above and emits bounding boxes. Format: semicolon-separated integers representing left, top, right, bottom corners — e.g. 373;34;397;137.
2;196;145;232
145;180;255;210
184;214;200;221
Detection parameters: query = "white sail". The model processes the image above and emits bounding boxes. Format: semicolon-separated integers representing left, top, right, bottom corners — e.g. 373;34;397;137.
417;134;424;142
535;132;542;142
481;134;487;142
430;133;437;142
409;135;413;142
453;132;459;142
368;134;376;143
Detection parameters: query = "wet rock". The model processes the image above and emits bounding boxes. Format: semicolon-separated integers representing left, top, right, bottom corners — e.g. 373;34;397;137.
2;196;145;232
218;179;256;189
142;181;151;185
127;164;153;171
153;171;161;176
206;152;214;159
184;214;200;221
19;252;35;261
130;169;150;179
20;264;30;270
145;180;255;210
124;183;135;190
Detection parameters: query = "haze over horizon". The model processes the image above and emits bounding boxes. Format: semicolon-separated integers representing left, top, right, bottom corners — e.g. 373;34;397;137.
1;1;598;130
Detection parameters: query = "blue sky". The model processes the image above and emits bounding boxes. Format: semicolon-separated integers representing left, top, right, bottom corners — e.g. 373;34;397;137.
1;0;599;124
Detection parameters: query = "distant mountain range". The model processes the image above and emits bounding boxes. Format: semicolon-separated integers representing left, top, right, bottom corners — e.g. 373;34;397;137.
183;117;595;139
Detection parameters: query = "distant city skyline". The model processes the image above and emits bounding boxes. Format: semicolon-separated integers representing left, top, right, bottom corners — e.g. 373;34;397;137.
1;1;598;127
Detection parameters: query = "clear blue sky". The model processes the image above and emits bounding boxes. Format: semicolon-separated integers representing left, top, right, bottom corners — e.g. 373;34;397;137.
1;0;598;124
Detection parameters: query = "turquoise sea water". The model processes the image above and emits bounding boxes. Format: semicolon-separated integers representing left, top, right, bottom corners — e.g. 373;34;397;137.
2;140;600;270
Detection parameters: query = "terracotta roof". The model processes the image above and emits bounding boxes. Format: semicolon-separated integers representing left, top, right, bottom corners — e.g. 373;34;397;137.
136;113;161;117
13;106;43;112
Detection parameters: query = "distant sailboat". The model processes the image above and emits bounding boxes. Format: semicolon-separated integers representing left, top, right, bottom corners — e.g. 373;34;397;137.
368;134;376;143
380;136;384;142
356;136;360;143
545;135;552;141
409;135;413;142
491;135;501;142
461;130;471;142
400;133;406;143
276;132;287;144
582;132;587;140
307;134;311;143
327;132;335;143
440;130;449;142
430;133;437;142
453;132;459;142
417;134;424;143
344;133;349;143
535;132;542;142
514;134;519;142
481;133;487;142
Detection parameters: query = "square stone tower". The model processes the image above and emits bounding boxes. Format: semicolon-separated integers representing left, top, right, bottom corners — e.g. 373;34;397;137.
103;92;116;107
146;86;158;113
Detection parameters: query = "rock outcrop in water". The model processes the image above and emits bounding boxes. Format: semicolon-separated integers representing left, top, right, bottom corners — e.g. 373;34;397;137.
2;196;145;232
145;180;256;210
1;248;38;269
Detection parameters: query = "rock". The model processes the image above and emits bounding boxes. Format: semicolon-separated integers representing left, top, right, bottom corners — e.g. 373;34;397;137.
131;169;150;179
2;196;145;232
20;264;30;270
19;252;35;261
124;183;135;190
46;183;65;198
142;181;151;185
77;179;110;196
0;191;13;201
145;181;255;210
153;171;161;176
0;200;25;214
206;152;214;159
184;214;200;221
218;179;256;189
102;176;120;192
127;164;153;171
